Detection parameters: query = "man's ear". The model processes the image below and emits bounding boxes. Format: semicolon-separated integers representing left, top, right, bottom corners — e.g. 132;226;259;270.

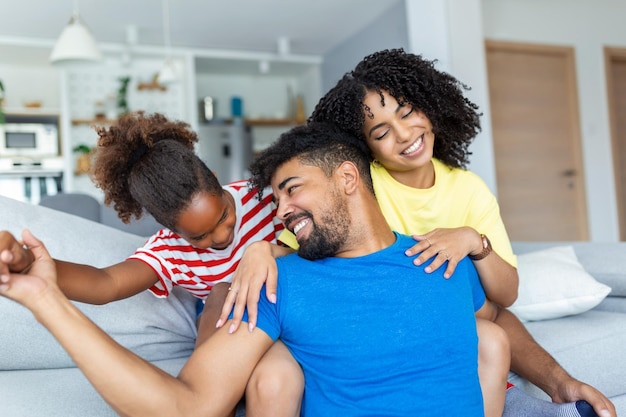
336;161;360;195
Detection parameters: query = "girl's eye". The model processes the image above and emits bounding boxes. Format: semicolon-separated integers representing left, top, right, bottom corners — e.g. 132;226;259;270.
401;107;414;119
287;185;298;194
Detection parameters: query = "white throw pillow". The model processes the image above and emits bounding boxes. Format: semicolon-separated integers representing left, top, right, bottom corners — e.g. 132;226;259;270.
509;245;611;322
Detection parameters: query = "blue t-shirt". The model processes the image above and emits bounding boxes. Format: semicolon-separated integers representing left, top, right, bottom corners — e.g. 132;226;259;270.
252;232;485;416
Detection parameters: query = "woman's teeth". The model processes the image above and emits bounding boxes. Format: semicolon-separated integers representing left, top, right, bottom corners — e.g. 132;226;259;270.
402;136;423;155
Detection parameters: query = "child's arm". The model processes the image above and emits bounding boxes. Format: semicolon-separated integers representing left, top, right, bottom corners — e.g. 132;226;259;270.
0;229;158;305
217;241;294;332
406;227;519;307
55;258;160;304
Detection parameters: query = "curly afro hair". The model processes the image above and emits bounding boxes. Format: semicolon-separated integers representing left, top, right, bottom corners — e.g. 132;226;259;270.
249;122;373;201
309;48;481;169
90;111;222;229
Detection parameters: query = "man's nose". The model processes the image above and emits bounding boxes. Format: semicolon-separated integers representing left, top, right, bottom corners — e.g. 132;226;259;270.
276;200;292;221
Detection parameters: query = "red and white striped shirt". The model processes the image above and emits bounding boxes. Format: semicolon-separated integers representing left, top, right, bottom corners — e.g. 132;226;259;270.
128;180;283;300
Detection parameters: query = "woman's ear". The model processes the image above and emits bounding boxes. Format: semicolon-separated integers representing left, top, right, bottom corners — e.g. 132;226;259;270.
336;161;360;195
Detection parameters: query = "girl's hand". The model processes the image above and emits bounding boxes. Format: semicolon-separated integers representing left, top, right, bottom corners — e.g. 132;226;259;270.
216;241;278;333
0;229;58;308
0;230;35;277
405;227;482;278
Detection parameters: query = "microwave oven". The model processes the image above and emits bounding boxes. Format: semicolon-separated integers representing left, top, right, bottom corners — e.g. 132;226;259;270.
0;122;60;158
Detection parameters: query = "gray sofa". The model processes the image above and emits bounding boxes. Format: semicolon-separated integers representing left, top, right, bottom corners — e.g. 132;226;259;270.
0;194;624;416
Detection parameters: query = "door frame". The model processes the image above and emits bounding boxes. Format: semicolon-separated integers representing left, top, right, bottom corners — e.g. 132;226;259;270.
604;46;626;240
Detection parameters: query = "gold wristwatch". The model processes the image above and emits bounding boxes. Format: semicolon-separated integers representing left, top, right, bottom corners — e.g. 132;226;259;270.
469;234;492;261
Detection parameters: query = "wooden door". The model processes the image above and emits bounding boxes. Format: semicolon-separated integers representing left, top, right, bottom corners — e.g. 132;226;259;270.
485;41;588;241
605;47;626;240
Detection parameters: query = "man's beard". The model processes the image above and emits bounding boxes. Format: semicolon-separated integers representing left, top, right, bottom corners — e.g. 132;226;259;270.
296;194;350;261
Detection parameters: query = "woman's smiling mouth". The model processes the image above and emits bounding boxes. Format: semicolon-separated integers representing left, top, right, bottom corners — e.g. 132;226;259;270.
401;135;424;155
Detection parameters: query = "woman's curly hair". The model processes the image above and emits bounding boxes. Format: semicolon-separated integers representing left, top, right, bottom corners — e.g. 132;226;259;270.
90;111;222;229
308;48;481;169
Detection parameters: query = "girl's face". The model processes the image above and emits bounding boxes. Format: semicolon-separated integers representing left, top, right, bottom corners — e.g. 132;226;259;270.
361;89;435;185
175;190;237;250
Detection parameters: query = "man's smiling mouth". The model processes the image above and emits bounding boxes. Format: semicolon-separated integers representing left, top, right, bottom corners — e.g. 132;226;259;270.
293;218;310;236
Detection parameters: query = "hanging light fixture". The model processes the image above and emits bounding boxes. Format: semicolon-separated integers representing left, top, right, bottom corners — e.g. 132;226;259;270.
157;0;178;84
50;0;102;65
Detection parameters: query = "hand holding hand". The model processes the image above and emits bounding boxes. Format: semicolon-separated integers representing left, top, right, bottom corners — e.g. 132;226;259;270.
0;229;59;310
0;230;36;276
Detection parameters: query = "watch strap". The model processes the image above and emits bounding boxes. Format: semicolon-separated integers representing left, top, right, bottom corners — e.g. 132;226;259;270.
469;234;492;261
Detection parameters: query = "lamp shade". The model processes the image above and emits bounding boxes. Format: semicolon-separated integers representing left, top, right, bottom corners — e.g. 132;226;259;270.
50;14;102;64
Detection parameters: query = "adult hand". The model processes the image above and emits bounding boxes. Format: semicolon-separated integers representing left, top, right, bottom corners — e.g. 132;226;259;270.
216;241;278;333
0;229;58;309
0;230;36;276
551;377;615;417
406;227;482;278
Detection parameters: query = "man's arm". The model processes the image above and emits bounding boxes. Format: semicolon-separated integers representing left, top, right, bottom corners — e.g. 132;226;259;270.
0;230;274;417
494;306;615;417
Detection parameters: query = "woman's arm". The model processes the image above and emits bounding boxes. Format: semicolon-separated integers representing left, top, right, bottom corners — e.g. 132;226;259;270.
217;241;294;333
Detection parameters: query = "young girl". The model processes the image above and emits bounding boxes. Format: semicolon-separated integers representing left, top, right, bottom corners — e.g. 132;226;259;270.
223;50;610;417
0;111;302;417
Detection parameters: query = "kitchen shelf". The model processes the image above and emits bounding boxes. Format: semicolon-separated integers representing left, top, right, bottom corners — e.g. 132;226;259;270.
137;82;167;91
71;118;116;126
203;118;304;127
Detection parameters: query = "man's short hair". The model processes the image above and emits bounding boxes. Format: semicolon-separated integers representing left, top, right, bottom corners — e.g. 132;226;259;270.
249;122;374;199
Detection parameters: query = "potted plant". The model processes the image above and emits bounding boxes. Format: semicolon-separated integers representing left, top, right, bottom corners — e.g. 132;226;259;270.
73;143;94;174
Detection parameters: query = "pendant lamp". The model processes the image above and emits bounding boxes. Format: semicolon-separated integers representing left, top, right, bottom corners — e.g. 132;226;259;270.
50;1;102;64
157;0;178;84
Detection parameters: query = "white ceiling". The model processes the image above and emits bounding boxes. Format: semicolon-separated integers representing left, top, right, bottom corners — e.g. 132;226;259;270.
0;0;400;60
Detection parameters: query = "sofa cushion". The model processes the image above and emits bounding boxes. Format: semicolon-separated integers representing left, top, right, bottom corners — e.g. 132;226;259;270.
512;241;626;297
0;195;198;370
510;309;626;401
509;245;611;322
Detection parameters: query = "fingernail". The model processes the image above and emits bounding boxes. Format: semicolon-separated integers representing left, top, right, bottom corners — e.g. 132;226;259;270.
228;324;235;334
424;267;431;273
269;294;276;304
248;323;254;332
215;319;223;328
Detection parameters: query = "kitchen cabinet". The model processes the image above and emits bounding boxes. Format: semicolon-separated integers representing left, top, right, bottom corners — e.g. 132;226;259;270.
0;44;323;201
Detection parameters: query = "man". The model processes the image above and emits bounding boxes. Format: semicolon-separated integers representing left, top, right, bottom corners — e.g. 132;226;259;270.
0;122;490;416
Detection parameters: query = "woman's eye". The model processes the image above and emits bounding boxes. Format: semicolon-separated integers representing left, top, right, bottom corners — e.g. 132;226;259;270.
287;185;297;194
374;129;389;141
401;108;414;119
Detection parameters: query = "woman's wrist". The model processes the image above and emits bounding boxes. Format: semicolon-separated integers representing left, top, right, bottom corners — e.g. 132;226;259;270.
469;233;492;261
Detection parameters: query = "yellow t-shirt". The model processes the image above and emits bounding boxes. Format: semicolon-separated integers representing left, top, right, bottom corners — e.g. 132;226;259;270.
280;158;517;267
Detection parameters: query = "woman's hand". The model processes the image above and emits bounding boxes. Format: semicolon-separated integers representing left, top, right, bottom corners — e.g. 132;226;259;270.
0;230;36;276
405;227;482;278
216;241;283;333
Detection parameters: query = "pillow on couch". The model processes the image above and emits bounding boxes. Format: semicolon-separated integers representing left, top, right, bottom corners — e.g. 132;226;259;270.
509;245;612;322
